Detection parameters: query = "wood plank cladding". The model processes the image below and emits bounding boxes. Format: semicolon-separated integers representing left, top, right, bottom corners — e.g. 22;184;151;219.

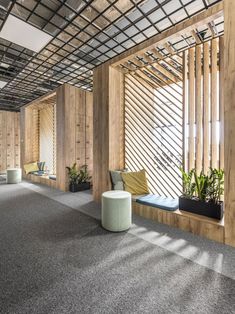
93;64;124;201
0;110;20;173
184;38;222;173
132;201;224;244
20;106;40;170
20;84;93;191
56;84;93;191
224;0;235;247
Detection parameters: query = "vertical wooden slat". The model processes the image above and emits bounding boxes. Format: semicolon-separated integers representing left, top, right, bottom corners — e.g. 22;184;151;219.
183;50;188;173
188;47;195;170
211;38;218;168
219;36;224;170
195;44;202;173
203;41;210;172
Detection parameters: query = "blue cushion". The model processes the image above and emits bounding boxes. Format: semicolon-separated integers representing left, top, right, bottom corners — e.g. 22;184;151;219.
49;175;56;181
136;194;178;211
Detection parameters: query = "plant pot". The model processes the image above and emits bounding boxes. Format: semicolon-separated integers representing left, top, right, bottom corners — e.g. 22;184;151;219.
69;182;91;193
179;196;223;220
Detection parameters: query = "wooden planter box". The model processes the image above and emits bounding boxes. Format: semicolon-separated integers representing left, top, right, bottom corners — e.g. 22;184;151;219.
179;196;223;220
69;182;91;193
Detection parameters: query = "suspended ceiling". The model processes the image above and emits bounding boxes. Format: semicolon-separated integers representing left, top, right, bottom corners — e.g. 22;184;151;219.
0;0;223;111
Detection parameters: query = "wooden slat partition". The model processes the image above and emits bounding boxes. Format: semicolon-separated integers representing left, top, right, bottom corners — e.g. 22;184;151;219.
188;48;195;171
219;36;224;170
0;111;20;173
195;45;202;173
185;38;222;173
183;51;188;172
203;41;210;172
211;38;218;168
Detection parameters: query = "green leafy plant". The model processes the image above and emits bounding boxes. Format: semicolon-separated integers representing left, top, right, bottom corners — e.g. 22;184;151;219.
180;167;224;204
77;164;91;184
207;168;224;203
180;167;196;198
66;164;91;185
66;163;79;185
194;171;209;201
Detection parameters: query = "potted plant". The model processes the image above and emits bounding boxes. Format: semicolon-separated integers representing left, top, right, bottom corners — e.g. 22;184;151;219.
179;167;224;220
66;164;91;192
76;164;91;191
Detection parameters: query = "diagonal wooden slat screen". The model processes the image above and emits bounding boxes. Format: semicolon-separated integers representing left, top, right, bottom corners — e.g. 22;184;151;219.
124;60;183;197
124;37;223;197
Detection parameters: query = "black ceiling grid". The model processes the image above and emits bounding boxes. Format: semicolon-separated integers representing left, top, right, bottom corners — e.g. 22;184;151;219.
0;0;222;111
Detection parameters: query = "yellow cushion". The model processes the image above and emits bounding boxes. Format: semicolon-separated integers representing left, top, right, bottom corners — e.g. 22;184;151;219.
24;162;39;174
121;169;149;195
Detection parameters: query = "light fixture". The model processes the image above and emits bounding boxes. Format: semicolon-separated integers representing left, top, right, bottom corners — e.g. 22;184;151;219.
0;14;53;53
0;81;7;88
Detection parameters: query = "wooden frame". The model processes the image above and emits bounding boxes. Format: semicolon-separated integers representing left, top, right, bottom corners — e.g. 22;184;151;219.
21;84;93;191
92;1;235;247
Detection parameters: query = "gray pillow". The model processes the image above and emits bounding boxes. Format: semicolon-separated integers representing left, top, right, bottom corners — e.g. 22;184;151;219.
110;170;128;190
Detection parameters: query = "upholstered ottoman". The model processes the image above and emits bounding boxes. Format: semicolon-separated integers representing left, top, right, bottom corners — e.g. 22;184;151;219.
6;168;22;184
102;191;132;232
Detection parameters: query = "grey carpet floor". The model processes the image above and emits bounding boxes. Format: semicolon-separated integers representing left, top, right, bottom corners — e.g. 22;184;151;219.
0;183;235;314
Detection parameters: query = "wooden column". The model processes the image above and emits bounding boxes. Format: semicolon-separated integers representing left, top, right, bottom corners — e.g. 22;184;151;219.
224;0;235;247
93;64;124;201
0;110;20;173
56;84;77;191
20;106;39;172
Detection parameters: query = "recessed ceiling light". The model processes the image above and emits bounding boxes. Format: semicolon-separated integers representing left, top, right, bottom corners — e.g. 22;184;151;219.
0;14;53;53
0;81;7;89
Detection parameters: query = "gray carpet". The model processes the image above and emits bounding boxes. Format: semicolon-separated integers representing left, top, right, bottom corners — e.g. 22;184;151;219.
0;184;235;314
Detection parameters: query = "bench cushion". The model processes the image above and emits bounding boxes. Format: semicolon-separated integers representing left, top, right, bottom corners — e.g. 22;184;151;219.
136;194;178;211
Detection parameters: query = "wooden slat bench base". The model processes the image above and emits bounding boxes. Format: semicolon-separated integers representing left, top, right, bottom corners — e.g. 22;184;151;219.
132;201;224;244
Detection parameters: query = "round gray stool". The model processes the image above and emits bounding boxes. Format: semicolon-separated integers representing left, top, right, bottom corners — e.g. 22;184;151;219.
102;190;132;232
6;168;22;184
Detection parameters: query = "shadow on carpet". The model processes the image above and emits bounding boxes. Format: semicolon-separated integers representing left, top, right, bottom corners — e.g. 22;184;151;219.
0;184;235;314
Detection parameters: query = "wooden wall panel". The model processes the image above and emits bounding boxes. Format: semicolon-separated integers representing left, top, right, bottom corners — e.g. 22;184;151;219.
0;110;20;173
20;106;39;173
85;92;93;177
39;105;54;173
224;0;235;247
20;84;92;191
93;64;124;201
133;202;224;244
56;84;93;191
56;84;76;191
